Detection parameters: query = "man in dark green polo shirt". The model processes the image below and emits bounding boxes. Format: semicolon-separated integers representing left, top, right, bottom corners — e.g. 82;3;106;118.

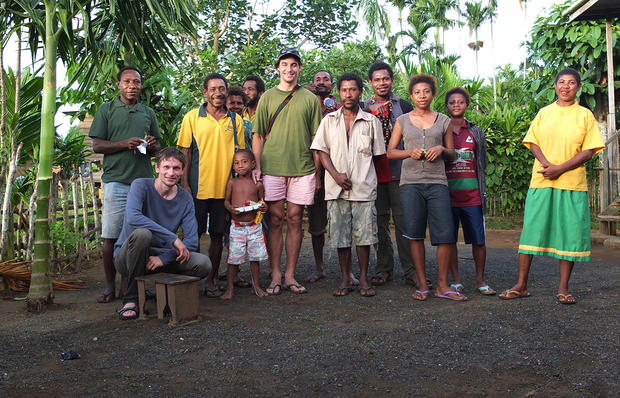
89;66;161;303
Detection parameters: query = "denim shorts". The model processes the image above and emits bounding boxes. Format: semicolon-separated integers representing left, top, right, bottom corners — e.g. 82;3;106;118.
400;183;455;245
451;205;486;245
102;182;131;239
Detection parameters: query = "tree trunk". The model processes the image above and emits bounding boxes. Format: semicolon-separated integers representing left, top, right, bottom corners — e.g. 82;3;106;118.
474;29;479;77
71;171;83;271
16;200;24;253
0;41;7;217
1;143;23;261
522;2;527;76
60;178;70;231
490;19;497;109
71;173;79;235
15;27;22;116
88;162;100;240
27;175;39;261
49;172;58;272
27;3;57;311
78;169;88;270
0;39;7;203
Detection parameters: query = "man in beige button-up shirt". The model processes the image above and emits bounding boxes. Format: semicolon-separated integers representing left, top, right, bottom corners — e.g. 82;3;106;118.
311;72;385;297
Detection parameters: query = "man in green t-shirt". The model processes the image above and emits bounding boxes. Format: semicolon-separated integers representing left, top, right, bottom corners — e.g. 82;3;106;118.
89;66;161;304
252;48;322;295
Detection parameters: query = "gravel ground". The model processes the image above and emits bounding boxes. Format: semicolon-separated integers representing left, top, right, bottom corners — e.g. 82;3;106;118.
0;229;618;397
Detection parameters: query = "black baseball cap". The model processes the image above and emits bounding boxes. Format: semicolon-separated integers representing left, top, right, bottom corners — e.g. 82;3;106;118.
276;47;302;66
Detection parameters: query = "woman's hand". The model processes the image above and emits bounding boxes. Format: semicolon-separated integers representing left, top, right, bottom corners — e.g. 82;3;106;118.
424;145;444;162
409;148;425;160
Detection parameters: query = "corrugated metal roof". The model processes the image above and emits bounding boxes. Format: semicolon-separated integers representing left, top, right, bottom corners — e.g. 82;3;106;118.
566;0;620;22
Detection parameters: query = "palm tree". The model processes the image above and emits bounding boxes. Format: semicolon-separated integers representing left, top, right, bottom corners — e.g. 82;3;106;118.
488;0;498;108
389;0;408;49
15;0;199;312
401;10;434;67
416;0;461;58
519;0;528;75
461;1;489;76
359;0;391;42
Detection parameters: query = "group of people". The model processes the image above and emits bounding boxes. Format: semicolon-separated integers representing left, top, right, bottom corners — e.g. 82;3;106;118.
89;47;604;320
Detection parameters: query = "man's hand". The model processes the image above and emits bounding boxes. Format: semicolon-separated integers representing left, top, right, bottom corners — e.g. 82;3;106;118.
305;83;317;94
315;171;322;193
125;137;143;150
145;135;157;150
258;201;268;213
333;172;352;190
146;256;164;271
424;145;444;162
538;163;564;180
172;238;190;264
252;168;262;184
366;103;388;115
409;148;425;160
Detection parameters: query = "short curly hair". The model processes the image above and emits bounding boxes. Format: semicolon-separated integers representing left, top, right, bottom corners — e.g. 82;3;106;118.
444;87;471;107
227;85;248;105
408;74;437;96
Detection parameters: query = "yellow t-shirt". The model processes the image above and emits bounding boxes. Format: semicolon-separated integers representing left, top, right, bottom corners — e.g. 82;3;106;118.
523;102;604;191
177;105;245;199
242;108;256;124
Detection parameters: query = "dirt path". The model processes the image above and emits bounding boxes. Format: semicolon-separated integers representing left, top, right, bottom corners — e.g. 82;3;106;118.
1;229;618;397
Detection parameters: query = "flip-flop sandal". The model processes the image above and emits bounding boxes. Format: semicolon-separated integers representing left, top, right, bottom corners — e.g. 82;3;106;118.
205;287;223;298
450;283;464;293
412;290;430;301
359;287;376;297
117;306;139;320
405;278;433;288
304;274;326;283
233;279;251;288
332;286;354;296
96;291;114;303
370;272;392;286
499;289;531;300
557;293;577;304
266;284;282;296
477;285;496;295
435;290;467;301
284;283;307;294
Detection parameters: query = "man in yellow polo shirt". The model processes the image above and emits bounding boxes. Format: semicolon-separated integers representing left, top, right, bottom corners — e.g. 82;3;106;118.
178;73;245;297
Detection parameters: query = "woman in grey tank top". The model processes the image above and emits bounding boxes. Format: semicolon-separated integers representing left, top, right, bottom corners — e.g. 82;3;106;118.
387;74;466;302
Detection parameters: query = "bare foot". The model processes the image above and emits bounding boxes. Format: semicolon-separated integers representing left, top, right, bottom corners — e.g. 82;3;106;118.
304;272;326;283
220;290;233;300
252;287;268;297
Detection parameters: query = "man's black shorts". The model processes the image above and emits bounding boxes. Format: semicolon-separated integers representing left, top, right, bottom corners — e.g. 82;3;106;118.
193;198;229;235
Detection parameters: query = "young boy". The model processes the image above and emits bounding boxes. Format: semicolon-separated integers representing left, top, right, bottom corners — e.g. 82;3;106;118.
311;72;386;297
222;150;268;299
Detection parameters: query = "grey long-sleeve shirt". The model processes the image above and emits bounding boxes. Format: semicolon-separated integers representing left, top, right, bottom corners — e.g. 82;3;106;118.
113;178;198;264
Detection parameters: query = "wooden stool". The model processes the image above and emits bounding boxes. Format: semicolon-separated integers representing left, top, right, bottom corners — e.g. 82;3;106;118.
135;273;201;326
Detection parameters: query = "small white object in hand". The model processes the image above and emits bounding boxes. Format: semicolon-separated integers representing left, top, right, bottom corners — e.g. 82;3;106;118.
137;139;147;154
